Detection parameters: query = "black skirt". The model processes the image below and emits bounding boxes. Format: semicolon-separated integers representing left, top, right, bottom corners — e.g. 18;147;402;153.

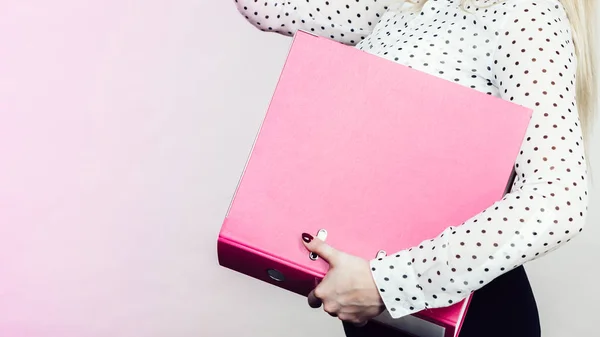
343;266;541;337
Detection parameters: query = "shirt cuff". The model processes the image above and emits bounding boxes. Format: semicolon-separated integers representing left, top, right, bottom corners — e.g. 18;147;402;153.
369;250;426;319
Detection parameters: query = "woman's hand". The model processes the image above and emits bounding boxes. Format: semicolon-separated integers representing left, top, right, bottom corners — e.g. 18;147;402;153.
301;233;386;326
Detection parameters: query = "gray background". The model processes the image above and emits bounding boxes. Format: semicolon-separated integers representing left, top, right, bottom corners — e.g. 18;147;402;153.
0;1;598;336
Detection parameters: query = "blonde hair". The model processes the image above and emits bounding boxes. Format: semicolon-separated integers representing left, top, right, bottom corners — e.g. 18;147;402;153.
405;0;597;147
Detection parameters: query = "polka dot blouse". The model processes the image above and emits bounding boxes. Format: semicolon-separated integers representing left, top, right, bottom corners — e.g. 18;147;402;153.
235;0;589;319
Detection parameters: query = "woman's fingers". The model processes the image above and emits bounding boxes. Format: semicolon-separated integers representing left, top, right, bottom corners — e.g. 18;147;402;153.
323;302;340;317
352;320;368;327
307;280;373;325
338;314;368;327
301;234;340;266
307;289;322;308
308;287;369;324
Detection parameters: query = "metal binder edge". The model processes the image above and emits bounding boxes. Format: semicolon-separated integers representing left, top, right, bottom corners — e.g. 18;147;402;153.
223;30;316;219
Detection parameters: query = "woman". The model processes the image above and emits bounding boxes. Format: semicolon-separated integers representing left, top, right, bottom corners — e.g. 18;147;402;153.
235;0;596;336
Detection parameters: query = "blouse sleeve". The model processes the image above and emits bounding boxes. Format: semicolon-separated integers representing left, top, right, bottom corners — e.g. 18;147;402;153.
369;1;590;319
233;0;393;45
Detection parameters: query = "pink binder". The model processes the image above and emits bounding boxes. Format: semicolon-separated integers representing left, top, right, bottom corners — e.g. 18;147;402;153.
218;31;532;337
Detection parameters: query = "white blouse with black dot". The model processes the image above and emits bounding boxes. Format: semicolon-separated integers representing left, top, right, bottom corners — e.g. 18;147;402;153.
235;0;589;319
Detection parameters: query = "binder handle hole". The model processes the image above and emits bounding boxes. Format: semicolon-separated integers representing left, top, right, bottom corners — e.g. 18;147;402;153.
267;269;285;282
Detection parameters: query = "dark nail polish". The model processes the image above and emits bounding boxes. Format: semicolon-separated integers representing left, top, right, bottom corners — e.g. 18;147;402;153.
302;233;313;243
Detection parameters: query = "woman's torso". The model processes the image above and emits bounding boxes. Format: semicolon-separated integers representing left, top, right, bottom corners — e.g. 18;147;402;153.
355;0;562;98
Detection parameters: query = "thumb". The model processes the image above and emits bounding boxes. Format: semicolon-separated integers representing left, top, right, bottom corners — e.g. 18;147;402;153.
301;233;339;264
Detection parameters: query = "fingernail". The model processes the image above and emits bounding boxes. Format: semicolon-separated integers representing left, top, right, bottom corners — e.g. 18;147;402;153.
302;233;313;243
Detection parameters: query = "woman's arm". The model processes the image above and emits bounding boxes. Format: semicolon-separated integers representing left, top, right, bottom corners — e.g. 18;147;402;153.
370;1;589;319
233;0;394;45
